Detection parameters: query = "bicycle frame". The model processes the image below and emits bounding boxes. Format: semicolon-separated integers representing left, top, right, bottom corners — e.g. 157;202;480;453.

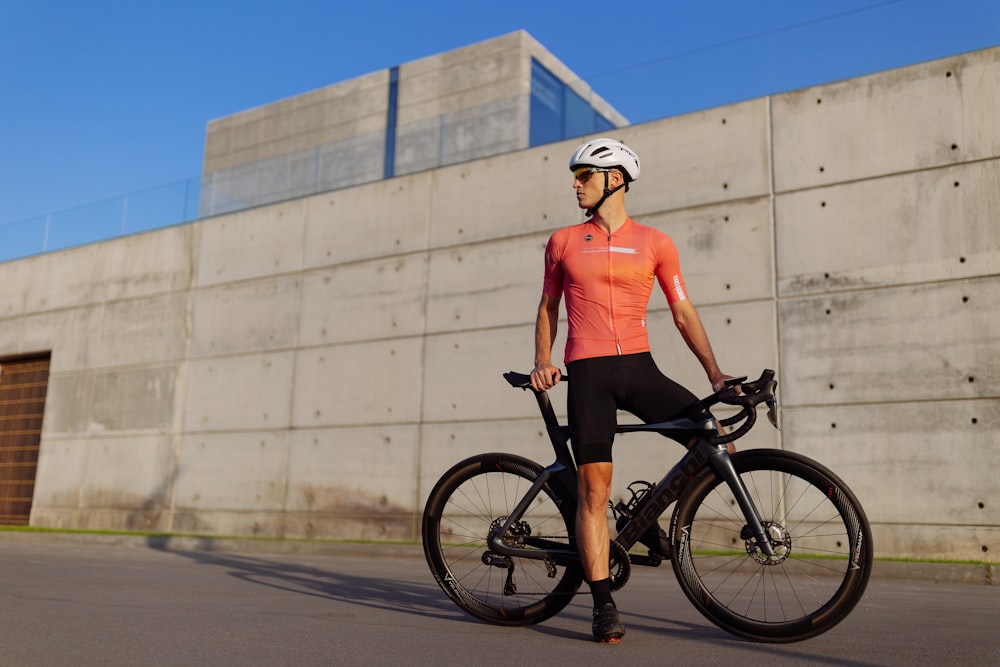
487;375;778;564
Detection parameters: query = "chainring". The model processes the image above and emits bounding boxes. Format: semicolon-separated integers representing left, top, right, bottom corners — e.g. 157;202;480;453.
609;540;631;591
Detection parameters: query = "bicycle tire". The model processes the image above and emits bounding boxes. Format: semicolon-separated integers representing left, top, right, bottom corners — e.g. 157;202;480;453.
670;449;872;642
422;453;584;626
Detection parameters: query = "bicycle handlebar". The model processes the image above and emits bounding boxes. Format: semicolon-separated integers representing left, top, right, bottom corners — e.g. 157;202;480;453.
707;369;776;410
702;369;779;444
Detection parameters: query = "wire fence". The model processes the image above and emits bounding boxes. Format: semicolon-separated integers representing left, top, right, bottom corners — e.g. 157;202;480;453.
1;178;202;263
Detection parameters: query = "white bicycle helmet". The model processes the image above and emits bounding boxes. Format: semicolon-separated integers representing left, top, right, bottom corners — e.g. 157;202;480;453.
569;138;640;182
569;138;640;215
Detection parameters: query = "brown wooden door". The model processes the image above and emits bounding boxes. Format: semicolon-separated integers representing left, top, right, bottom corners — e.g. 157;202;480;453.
0;354;51;526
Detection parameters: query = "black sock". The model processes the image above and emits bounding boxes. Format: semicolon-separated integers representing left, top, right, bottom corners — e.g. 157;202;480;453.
588;578;615;609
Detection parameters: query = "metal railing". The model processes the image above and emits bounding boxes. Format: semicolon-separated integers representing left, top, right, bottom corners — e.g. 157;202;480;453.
1;178;201;263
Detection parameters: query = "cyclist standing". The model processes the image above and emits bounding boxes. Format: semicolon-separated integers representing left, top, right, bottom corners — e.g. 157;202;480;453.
529;138;735;643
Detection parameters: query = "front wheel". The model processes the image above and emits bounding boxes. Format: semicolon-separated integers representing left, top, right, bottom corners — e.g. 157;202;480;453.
670;449;872;642
422;453;583;626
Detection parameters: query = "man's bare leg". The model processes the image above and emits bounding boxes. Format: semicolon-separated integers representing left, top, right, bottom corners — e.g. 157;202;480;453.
577;461;624;643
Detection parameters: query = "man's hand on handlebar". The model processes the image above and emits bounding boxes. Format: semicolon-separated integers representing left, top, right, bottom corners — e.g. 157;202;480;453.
710;373;747;455
711;373;742;395
530;363;562;391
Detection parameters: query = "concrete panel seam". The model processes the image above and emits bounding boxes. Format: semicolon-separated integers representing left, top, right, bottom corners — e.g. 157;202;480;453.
630;193;777;220
780;396;1000;409
765;95;787;452
773;155;1000;196
412;164;436;539
775;273;1000;301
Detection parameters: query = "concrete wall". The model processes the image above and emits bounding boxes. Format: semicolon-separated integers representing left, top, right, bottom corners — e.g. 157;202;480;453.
1;46;997;561
771;49;1000;560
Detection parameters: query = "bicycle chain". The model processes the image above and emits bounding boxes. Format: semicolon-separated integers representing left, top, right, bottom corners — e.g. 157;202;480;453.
483;538;632;597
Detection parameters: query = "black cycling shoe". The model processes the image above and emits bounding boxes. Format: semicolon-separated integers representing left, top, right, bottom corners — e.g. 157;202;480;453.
592;603;625;643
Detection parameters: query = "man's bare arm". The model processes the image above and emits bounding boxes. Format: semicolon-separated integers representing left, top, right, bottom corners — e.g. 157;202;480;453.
669;299;733;391
531;294;562;390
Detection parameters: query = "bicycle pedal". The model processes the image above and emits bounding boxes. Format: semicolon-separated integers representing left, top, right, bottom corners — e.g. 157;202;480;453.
638;527;670;559
628;552;662;567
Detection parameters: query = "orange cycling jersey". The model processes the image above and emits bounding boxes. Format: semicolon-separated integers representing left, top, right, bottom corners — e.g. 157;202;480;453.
542;217;688;364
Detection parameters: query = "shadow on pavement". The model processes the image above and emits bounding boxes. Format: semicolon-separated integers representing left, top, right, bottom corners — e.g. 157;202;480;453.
152;544;475;624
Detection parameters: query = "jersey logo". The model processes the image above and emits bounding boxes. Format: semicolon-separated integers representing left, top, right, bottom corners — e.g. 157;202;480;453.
673;275;687;300
580;246;638;255
585;234;593;242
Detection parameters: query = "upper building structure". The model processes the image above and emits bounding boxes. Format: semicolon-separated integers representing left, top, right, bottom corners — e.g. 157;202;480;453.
199;30;627;217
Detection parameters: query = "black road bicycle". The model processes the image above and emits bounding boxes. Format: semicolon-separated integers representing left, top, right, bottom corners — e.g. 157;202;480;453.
422;370;873;643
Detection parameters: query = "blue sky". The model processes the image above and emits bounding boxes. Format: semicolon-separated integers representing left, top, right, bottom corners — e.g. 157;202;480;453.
1;0;998;227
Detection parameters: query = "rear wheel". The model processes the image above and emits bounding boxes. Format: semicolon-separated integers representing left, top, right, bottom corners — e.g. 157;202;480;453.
670;449;872;642
422;453;583;626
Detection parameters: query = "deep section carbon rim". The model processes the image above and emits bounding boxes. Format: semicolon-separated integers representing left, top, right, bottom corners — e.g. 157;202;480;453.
670;450;872;642
422;453;583;626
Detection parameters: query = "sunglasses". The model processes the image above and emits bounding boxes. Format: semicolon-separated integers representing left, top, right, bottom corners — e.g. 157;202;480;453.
573;167;612;184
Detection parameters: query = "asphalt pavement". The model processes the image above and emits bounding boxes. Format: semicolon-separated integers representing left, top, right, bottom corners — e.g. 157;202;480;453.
0;532;997;666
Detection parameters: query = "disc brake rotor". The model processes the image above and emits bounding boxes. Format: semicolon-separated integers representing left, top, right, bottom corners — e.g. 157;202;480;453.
743;521;792;565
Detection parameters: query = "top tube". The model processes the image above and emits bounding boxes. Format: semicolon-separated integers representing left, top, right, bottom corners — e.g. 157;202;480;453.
503;368;779;446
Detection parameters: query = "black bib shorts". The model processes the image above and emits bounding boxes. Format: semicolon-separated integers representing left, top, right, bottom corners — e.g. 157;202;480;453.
566;352;706;466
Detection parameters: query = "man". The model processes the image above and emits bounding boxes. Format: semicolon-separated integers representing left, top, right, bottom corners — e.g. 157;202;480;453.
529;138;734;643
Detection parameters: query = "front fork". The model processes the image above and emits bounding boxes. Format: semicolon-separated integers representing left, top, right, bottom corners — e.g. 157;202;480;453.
707;445;777;559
